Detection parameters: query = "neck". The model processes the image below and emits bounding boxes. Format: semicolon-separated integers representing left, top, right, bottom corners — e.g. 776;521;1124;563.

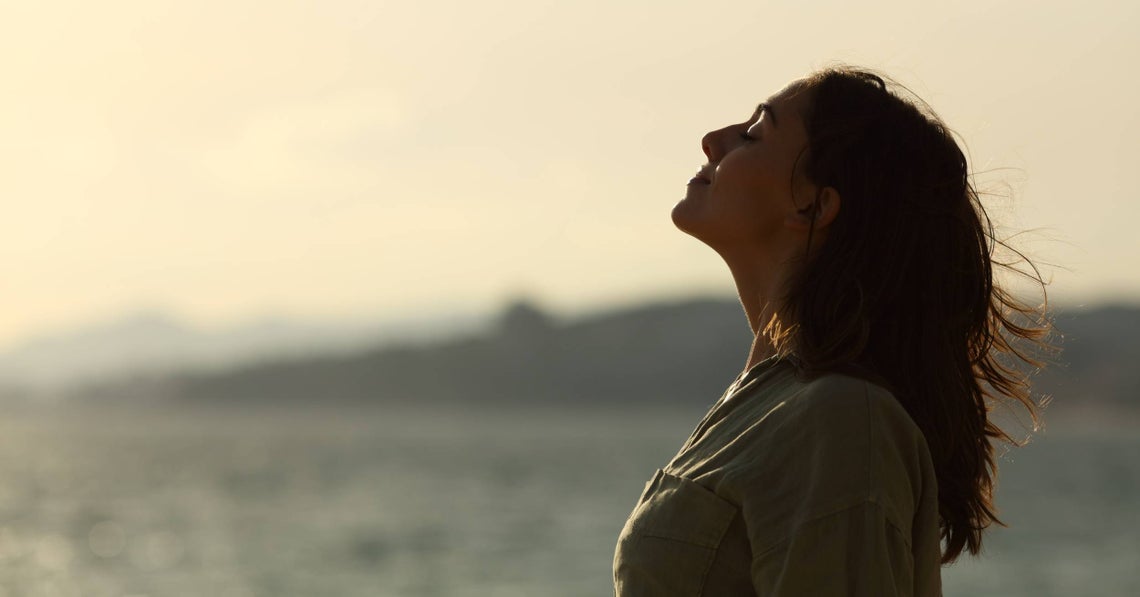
722;253;792;375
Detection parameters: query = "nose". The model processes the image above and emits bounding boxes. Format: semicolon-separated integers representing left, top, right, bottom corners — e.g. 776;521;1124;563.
701;125;733;162
701;129;717;162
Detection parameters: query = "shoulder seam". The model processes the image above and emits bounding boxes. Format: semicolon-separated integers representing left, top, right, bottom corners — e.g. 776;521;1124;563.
750;498;913;561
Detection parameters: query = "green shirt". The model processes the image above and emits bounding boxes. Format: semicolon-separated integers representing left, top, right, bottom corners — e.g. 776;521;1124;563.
613;354;943;596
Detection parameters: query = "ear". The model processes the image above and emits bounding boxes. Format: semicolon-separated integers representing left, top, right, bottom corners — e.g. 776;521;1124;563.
786;186;841;232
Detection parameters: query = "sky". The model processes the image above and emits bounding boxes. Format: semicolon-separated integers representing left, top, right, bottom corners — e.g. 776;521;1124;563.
0;0;1137;348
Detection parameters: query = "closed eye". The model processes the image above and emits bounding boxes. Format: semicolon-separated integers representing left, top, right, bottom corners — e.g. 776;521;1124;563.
739;102;770;142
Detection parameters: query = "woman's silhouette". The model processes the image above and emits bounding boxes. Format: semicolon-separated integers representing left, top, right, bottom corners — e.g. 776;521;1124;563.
613;66;1053;596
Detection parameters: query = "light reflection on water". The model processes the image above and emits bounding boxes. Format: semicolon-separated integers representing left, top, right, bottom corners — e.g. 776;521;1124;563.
0;404;1134;596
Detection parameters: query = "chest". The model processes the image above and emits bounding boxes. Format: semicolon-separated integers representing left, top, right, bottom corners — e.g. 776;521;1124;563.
612;468;742;595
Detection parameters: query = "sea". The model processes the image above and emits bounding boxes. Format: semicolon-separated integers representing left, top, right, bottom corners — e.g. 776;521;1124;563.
0;402;1135;597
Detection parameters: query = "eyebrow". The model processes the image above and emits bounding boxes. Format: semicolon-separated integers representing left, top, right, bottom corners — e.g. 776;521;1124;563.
755;102;777;127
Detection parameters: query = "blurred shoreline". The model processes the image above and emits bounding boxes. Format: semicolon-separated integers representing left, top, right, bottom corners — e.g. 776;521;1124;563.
0;298;1135;429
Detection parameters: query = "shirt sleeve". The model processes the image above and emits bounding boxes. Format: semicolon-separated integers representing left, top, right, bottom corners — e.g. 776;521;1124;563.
750;498;916;597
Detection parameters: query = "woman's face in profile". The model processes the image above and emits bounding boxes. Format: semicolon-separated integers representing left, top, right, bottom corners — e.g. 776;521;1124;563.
672;82;816;258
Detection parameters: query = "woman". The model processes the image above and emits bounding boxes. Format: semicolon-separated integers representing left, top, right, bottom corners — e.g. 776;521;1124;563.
612;66;1053;596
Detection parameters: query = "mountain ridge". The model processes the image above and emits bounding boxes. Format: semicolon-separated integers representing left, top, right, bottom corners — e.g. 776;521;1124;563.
56;297;1140;414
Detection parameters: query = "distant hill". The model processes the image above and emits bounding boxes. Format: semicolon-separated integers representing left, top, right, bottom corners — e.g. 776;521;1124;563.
67;297;1140;413
1031;305;1140;411
0;309;487;391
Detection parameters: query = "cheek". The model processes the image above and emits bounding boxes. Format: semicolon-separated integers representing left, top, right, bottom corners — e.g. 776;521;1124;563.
712;157;783;218
717;146;783;191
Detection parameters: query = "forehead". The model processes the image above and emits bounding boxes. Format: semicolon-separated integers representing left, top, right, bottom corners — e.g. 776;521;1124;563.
764;80;813;127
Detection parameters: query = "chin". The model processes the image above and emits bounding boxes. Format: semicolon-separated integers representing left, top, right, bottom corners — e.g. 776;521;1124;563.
671;201;738;257
671;197;704;237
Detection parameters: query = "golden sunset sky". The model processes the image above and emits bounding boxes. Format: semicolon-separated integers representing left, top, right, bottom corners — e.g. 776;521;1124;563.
1;0;1135;346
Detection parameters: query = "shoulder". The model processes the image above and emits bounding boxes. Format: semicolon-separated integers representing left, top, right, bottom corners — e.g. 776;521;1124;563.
731;370;933;506
775;372;921;442
727;372;935;547
783;373;932;477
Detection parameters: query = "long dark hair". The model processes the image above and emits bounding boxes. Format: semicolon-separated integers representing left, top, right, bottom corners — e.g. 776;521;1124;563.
771;66;1056;564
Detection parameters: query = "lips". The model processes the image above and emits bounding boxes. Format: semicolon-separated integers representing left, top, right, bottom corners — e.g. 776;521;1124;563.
688;167;713;185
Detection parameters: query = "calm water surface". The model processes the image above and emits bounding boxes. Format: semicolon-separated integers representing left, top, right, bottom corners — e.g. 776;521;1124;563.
0;404;1135;596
